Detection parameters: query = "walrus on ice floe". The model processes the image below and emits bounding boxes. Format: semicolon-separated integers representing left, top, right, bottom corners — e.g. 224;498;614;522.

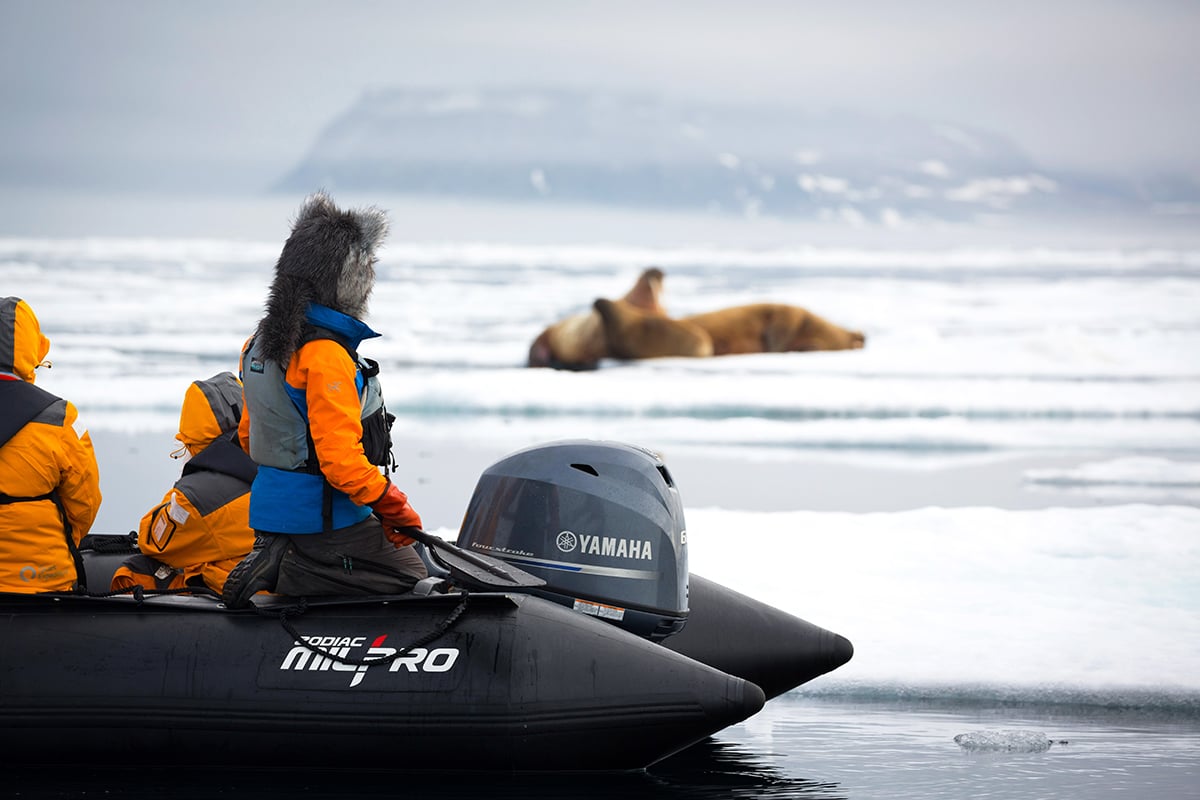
594;300;864;361
527;267;670;370
593;298;713;361
680;303;865;355
528;266;865;368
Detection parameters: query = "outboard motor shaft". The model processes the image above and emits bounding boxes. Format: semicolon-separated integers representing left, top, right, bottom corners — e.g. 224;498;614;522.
457;440;688;640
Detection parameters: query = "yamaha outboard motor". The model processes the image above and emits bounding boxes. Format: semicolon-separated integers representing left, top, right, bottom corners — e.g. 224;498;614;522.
457;440;689;641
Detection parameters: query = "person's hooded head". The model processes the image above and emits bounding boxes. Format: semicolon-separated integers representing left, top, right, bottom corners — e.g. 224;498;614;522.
0;297;52;383
255;191;389;365
173;371;243;458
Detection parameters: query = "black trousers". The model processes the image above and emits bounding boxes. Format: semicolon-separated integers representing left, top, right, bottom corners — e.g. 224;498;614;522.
272;515;428;597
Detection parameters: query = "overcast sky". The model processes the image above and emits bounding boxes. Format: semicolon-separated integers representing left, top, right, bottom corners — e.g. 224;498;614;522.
2;0;1198;193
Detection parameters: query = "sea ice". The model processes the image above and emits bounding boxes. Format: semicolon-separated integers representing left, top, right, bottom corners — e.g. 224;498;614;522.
953;730;1060;752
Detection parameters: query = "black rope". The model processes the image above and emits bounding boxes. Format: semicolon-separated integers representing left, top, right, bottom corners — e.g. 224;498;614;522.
85;584;222;604
75;574;470;668
78;531;138;554
255;591;471;668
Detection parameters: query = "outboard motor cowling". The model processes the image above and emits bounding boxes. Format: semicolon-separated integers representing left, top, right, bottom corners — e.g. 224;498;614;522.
457;440;688;640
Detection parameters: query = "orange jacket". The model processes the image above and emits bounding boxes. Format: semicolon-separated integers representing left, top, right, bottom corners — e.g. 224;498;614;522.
280;337;388;506
116;372;255;594
239;306;393;533
0;297;101;593
123;475;251;593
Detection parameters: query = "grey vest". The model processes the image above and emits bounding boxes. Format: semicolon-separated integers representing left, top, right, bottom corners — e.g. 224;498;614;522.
241;331;392;475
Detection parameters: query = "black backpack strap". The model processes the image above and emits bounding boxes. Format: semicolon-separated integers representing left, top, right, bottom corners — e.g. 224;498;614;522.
49;490;87;594
0;490;54;505
298;325;360;533
0;381;60;447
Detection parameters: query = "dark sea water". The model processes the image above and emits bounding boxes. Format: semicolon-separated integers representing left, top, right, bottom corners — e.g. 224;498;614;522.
10;696;1198;799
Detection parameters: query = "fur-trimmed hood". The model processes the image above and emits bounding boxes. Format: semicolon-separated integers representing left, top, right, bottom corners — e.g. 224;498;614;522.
255;191;389;364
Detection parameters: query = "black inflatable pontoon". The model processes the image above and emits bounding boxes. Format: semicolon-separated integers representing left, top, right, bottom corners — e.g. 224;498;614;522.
0;440;852;771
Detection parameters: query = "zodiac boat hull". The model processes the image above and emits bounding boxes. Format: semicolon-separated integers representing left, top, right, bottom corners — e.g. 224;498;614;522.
0;580;765;772
0;441;854;771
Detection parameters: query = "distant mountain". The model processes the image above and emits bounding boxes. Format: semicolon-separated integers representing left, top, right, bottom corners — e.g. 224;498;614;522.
275;88;1197;225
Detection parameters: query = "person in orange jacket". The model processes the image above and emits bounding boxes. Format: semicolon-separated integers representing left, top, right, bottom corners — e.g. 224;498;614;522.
111;371;257;595
222;192;427;607
0;296;102;593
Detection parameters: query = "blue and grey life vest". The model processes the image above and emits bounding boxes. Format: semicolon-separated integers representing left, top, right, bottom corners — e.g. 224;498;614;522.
240;307;394;534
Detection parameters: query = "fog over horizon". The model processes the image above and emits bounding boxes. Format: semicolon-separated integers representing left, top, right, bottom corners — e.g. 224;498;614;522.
2;0;1199;197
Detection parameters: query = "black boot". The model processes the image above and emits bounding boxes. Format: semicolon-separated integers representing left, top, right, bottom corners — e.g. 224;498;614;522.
222;533;290;608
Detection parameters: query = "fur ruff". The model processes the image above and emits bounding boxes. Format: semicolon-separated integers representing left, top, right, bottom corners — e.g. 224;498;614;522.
256;191;389;364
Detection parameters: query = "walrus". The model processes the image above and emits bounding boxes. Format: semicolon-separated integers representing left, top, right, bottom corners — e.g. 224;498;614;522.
593;298;713;360
680;303;865;354
527;267;669;369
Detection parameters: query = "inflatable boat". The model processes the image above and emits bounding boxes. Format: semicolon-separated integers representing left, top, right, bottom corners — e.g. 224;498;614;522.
0;441;852;772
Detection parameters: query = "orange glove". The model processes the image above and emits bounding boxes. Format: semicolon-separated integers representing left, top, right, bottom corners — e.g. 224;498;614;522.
372;482;423;547
387;525;422;548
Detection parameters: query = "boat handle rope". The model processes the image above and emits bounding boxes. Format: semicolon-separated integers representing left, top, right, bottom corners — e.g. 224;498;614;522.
257;591;472;668
88;585;221;602
81;583;472;669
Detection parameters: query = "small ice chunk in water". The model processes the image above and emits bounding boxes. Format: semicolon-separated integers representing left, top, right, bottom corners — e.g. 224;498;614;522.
953;730;1056;752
